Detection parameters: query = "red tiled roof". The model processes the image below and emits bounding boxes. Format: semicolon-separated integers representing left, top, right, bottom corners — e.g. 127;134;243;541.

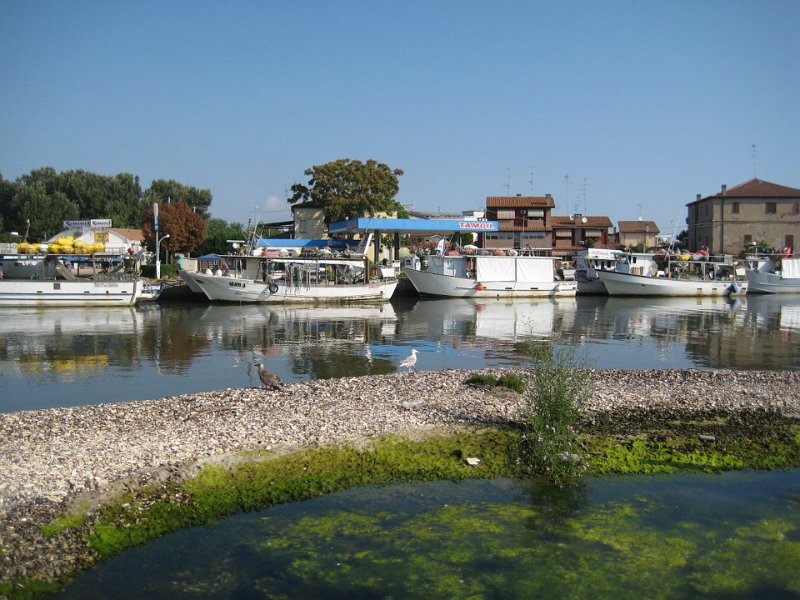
693;178;800;202
486;196;555;208
618;220;660;234
551;215;613;228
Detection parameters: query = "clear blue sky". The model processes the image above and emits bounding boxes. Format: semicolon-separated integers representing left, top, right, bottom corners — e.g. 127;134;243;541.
2;0;798;237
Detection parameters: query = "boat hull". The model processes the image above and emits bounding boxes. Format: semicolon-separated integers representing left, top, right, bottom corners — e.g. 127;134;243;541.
403;267;576;298
745;270;800;294
186;272;397;303
597;271;747;297
0;279;143;307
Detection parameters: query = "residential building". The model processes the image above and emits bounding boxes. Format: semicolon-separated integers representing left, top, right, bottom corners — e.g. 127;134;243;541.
618;220;660;249
686;178;800;254
551;214;614;253
484;195;555;249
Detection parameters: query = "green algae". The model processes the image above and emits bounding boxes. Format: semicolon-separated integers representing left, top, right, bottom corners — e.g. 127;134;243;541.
13;417;800;599
110;477;796;599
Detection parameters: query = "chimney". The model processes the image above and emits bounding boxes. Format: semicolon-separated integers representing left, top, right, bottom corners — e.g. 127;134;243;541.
721;184;727;195
696;194;701;201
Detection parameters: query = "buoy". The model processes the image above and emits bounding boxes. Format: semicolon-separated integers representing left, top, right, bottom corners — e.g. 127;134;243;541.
475;283;485;291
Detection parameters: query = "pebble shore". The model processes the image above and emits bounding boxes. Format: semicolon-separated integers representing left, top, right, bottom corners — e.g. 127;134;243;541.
1;368;799;585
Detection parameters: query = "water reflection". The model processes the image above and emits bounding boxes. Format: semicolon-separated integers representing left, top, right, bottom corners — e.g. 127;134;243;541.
0;295;797;412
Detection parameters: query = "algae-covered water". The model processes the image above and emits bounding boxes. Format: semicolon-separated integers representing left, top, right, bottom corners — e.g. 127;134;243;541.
57;469;800;599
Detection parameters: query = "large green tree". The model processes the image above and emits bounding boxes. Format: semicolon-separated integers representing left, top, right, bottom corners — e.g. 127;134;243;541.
0;168;147;240
0;168;211;243
195;218;246;256
288;159;404;224
144;179;212;219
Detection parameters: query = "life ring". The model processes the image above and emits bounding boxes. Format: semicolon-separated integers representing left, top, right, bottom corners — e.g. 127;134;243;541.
268;282;279;294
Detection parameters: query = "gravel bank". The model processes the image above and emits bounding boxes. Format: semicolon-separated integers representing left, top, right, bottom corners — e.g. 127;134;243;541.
1;368;798;585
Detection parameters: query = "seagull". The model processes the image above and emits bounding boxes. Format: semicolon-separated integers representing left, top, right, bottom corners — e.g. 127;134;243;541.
256;362;283;390
398;349;418;372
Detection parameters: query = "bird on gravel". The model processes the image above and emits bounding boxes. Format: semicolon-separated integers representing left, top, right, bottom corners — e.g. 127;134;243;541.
256;362;283;390
398;348;418;372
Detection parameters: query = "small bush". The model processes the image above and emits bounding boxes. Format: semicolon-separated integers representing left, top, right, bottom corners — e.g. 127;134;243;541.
496;373;526;393
516;342;592;486
465;372;526;393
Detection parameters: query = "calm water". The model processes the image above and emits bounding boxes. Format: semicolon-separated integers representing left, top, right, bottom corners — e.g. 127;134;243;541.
1;294;798;413
55;469;800;599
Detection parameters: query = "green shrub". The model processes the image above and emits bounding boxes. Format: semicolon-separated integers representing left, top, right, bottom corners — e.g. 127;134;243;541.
465;372;526;393
516;342;591;486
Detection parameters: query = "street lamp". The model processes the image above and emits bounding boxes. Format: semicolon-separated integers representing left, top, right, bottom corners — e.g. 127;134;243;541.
156;234;170;280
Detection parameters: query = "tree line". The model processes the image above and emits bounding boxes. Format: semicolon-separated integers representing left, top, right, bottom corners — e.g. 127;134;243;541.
1;158;406;256
0;167;246;256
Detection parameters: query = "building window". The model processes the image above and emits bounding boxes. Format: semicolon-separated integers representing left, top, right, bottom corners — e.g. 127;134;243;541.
787;235;794;251
743;234;753;247
765;202;777;214
731;202;739;214
793;202;800;215
497;210;516;220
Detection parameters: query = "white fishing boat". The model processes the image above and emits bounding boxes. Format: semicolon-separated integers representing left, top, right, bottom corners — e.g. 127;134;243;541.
596;252;747;297
402;251;576;298
0;254;144;307
744;255;800;294
575;248;656;295
183;253;397;303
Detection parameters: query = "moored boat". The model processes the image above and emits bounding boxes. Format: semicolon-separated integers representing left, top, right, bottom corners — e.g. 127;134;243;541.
596;252;747;297
744;254;800;294
402;251;576;298
0;254;144;307
182;253;398;304
575;248;656;295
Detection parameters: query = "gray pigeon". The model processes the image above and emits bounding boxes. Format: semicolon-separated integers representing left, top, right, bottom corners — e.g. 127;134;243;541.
256;362;283;390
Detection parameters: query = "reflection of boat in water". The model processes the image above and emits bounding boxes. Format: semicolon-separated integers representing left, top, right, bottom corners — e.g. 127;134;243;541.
403;298;576;341
0;306;152;379
196;302;399;342
0;306;143;337
741;294;800;332
198;302;397;324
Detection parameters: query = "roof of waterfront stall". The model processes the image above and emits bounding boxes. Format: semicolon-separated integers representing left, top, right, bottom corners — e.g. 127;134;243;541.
253;238;352;249
327;217;499;234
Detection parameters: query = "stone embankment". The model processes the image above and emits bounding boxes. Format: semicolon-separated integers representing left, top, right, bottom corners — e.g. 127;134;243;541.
1;369;798;585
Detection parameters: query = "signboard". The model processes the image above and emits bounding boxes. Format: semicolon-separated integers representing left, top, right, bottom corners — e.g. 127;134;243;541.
458;221;495;230
63;219;112;229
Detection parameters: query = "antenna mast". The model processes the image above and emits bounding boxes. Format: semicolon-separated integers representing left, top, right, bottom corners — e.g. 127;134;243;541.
751;144;757;178
504;168;511;196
